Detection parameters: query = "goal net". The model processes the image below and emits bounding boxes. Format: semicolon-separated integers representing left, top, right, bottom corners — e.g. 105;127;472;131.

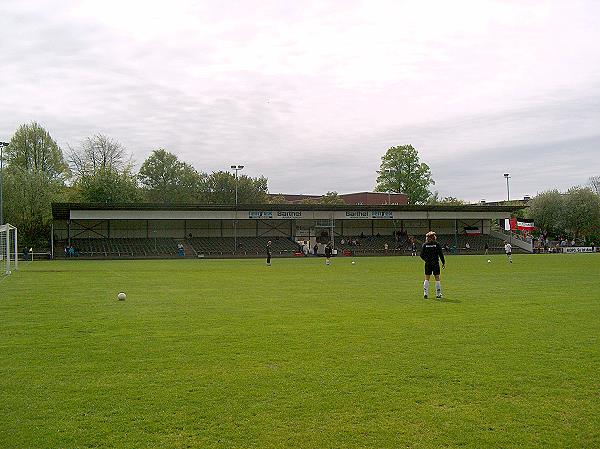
0;223;18;275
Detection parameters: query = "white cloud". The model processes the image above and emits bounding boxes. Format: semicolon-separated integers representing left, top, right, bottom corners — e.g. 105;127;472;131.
1;0;599;202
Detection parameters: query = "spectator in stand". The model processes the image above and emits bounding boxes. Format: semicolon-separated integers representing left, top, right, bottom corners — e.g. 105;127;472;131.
571;239;576;247
302;243;309;256
484;242;489;254
384;242;389;254
465;242;471;250
313;243;318;256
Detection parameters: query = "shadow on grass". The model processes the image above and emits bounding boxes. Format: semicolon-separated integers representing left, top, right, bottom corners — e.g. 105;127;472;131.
436;297;461;304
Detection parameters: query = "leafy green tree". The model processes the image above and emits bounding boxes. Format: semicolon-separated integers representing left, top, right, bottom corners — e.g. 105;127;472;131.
318;191;345;205
2;123;69;245
527;190;565;235
427;191;467;205
375;145;434;204
563;187;600;240
296;192;345;205
73;167;142;203
268;194;290;204
3;168;66;245
205;171;268;204
6;122;69;180
69;135;140;203
138;149;207;203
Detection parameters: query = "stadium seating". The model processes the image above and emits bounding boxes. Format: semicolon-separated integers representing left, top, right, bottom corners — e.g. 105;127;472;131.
60;238;181;258
189;236;298;256
433;235;517;254
56;234;515;258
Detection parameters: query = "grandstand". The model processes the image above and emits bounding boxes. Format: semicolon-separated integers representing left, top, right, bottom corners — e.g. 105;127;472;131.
51;203;520;259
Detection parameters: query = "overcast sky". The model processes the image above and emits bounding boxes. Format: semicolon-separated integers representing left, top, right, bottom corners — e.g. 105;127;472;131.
2;0;599;201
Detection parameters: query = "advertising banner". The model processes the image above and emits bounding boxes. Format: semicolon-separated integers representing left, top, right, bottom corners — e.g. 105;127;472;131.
249;211;273;219
562;247;594;253
371;211;394;219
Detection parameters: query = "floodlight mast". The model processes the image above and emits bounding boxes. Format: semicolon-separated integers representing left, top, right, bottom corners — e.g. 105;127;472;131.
504;173;512;244
503;173;511;202
231;165;244;253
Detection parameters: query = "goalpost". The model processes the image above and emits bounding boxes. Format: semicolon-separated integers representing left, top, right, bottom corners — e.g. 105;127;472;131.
0;223;18;275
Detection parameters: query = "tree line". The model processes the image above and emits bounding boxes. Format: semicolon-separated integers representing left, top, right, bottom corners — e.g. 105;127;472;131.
527;187;600;243
1;123;277;244
1;122;598;245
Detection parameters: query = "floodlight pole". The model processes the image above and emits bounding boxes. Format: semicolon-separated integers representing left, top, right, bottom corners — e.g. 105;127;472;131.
0;142;9;225
384;168;393;204
231;165;244;254
504;173;512;244
503;173;511;202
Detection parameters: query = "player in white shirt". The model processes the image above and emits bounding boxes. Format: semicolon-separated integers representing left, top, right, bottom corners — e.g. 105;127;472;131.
504;242;513;263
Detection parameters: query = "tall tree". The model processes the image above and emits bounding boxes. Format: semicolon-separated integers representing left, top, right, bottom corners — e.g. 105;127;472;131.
69;135;140;203
2;123;68;244
3;168;66;244
589;176;600;195
69;134;128;177
375;145;434;204
205;171;268;204
527;190;565;235
563;187;600;240
73;167;142;203
138;149;206;203
6;122;69;180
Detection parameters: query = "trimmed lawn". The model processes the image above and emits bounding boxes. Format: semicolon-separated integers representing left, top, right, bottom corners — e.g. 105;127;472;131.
1;254;599;448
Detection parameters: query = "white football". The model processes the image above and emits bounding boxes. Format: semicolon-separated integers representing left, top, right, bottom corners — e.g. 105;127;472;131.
351;261;356;264
487;260;491;263
117;292;126;301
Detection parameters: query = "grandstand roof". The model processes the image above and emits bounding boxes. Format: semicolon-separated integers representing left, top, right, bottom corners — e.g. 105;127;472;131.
52;202;521;220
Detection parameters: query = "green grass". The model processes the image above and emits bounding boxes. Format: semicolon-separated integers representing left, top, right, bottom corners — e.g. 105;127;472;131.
1;254;599;448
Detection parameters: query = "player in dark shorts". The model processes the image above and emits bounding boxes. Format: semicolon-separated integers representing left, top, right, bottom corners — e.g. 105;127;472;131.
420;231;445;299
266;240;272;266
324;242;332;265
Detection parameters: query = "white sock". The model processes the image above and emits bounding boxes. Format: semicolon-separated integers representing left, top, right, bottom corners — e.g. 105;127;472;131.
423;280;429;296
436;281;442;296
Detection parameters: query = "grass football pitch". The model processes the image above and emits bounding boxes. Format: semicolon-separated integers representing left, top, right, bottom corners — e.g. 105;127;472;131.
1;254;599;448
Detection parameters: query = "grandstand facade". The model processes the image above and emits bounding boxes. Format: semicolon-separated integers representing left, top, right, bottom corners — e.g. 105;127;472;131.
51;203;518;258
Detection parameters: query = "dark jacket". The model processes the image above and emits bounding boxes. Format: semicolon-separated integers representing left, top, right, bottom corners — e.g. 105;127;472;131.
420;242;445;265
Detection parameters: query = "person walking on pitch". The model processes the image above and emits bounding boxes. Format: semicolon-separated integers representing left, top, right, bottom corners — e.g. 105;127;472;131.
504;242;513;263
420;231;445;299
266;240;272;266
